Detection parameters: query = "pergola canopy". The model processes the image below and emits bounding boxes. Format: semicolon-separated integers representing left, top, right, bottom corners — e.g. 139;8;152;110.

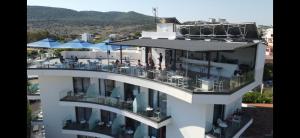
52;39;92;49
109;39;257;51
27;38;61;48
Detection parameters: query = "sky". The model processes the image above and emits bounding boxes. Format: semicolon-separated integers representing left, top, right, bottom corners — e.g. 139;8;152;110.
27;0;273;25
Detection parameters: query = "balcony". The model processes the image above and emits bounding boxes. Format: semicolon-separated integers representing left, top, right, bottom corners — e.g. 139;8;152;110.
62;120;133;138
28;58;255;95
62;118;160;138
59;90;171;129
206;113;253;138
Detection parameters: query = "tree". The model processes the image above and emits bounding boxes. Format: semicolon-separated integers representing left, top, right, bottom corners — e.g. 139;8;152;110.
263;63;273;81
27;102;32;138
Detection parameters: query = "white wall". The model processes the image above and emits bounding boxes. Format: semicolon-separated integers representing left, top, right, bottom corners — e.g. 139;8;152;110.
141;31;176;40
166;95;207;138
115;81;125;100
204;104;214;132
220;46;256;66
90;78;100;95
255;43;266;84
140;87;149;109
157;23;175;33
39;76;76;138
224;97;242;119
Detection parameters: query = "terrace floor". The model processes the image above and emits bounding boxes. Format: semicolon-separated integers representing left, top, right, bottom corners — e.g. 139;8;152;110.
240;106;273;138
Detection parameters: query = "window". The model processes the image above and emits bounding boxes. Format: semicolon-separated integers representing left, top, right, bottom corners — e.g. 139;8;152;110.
73;77;90;93
104;79;115;96
75;107;92;122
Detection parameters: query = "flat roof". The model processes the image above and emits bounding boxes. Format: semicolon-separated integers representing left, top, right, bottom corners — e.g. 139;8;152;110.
109;39;257;51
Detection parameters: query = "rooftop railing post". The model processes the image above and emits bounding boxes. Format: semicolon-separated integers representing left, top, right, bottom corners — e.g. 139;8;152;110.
207;52;211;79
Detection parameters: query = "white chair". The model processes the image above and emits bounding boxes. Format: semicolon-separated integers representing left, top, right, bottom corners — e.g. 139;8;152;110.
167;72;174;83
178;77;189;88
196;75;202;88
212;125;221;136
213;80;224;92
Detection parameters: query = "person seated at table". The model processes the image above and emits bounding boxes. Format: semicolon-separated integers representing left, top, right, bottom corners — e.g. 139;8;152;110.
176;64;184;75
114;59;121;67
149;58;155;69
74;56;78;62
59;55;65;63
70;56;74;60
234;69;241;76
137;60;143;67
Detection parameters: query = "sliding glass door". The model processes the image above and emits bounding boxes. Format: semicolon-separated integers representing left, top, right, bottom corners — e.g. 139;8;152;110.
73;77;90;93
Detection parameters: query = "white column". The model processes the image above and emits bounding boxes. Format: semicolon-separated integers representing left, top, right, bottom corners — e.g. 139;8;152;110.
115;81;124;100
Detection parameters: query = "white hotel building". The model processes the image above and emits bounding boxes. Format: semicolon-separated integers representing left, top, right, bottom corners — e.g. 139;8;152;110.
27;18;265;138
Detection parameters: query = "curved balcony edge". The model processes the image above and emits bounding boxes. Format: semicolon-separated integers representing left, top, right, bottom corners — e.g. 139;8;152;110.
28;68;193;103
59;100;171;129
62;129;114;138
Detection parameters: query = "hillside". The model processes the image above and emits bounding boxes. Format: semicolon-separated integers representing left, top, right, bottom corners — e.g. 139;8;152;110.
27;6;156;37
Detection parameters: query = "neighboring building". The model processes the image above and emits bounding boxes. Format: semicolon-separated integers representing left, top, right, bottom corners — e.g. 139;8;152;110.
27;17;265;138
262;28;273;63
263;28;273;47
82;33;93;42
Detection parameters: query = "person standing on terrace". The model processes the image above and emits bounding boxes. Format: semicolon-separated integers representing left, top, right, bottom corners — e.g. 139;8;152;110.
158;53;163;70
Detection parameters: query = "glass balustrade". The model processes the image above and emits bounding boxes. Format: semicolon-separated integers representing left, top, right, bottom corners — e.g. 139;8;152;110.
28;58;256;94
59;90;171;123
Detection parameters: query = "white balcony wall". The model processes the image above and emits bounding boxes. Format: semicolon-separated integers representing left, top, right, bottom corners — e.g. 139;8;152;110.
38;76;76;138
157;23;175;33
166;95;207;138
204;104;214;133
141;31;176;40
254;43;266;83
224;97;242;119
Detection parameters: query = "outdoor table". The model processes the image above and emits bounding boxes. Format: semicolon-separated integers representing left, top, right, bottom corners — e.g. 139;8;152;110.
148;69;160;79
120;66;130;73
218;122;228;138
146;107;153;117
80;120;86;124
126;129;134;134
98;121;104;126
199;77;218;91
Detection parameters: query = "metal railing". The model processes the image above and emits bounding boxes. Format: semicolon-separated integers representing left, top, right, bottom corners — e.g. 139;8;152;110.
28;60;255;94
62;119;134;138
60;91;171;123
207;113;252;138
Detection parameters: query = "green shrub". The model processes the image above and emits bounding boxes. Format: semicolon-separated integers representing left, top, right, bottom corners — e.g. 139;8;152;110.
242;92;261;103
243;91;273;103
27;103;32;138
